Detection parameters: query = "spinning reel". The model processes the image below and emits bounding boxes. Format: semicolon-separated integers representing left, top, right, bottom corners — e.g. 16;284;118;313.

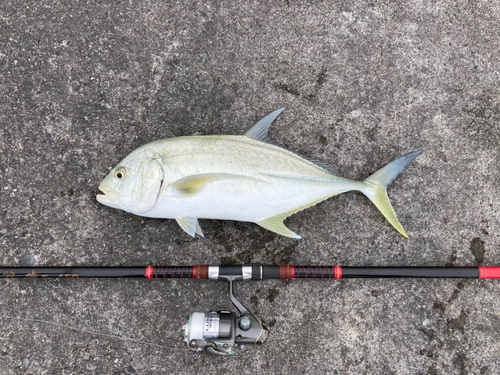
184;267;269;355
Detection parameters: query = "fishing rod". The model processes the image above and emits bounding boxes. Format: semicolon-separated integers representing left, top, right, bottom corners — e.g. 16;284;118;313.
2;264;499;355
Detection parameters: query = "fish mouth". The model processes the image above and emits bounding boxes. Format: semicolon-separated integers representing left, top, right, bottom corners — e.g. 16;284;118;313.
96;188;118;207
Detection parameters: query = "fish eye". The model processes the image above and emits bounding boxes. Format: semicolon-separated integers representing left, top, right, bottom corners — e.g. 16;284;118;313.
114;168;125;179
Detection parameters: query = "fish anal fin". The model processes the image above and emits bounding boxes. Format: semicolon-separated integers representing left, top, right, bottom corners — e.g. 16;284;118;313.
257;217;301;239
175;217;204;237
168;173;266;197
257;195;338;239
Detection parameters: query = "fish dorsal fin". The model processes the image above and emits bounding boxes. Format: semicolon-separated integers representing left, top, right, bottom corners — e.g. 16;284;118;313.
168;173;267;197
176;217;204;237
245;108;340;176
299;156;340;176
257;216;301;239
244;108;285;142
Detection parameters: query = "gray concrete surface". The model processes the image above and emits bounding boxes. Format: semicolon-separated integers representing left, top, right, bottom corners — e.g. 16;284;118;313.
1;0;499;374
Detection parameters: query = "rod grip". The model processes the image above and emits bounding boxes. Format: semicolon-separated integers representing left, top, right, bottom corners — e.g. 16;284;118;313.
262;265;280;279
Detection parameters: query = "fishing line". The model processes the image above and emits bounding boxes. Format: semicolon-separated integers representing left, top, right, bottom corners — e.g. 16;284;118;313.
0;194;89;241
0;315;189;352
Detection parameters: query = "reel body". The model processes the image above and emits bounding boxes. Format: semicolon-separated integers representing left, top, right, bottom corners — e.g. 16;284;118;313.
184;311;268;355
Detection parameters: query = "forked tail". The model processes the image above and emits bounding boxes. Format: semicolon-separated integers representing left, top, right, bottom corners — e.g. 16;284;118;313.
360;151;422;237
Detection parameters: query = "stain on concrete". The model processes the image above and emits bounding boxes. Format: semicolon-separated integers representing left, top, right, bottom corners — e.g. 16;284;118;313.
267;288;280;303
447;309;470;334
453;352;470;375
433;301;447;318
470;237;485;265
448;281;466;303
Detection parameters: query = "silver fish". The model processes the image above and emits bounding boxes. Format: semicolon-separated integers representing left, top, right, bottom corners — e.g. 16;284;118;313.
97;109;421;238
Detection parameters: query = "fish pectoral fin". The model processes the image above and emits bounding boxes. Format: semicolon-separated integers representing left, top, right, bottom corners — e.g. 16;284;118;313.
169;175;218;196
175;217;204;237
257;216;301;239
168;173;266;197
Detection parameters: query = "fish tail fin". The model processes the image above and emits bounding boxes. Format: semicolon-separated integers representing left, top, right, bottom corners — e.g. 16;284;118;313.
359;151;422;238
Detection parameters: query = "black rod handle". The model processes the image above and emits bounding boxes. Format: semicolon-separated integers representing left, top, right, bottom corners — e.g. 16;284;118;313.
0;267;147;278
0;266;209;279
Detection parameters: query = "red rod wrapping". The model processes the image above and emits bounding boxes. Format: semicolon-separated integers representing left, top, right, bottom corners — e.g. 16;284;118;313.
147;266;196;278
291;266;340;279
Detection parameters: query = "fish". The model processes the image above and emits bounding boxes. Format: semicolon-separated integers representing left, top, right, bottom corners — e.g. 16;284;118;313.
97;108;421;238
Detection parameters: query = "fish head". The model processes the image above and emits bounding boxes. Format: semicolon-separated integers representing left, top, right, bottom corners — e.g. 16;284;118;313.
97;154;163;215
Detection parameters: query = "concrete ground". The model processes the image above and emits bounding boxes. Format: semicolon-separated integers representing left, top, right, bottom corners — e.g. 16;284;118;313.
1;0;499;374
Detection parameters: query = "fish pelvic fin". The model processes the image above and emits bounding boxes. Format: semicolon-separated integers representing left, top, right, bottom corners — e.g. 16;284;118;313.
360;151;422;238
176;217;204;237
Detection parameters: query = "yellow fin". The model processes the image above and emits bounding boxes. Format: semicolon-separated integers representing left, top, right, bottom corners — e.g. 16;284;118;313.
257;195;336;238
257;216;301;239
363;184;408;238
361;151;422;237
169;173;265;197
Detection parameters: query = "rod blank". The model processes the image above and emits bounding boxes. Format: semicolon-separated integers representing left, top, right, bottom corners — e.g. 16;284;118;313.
0;265;499;279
